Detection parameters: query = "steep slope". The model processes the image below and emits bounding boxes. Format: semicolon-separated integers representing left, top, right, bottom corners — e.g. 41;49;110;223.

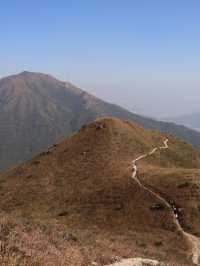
1;71;200;171
0;71;84;170
1;118;200;265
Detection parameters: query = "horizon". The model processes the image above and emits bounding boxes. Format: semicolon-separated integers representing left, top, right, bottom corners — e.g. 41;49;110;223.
1;1;200;118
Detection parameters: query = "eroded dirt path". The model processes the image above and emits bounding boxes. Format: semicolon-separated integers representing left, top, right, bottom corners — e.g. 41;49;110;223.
131;138;200;265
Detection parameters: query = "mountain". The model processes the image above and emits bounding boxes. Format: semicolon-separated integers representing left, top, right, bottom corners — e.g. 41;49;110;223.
1;71;200;171
0;118;200;265
166;112;200;132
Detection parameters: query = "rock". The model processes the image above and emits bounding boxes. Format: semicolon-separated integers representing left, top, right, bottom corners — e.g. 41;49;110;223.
95;123;106;130
111;256;121;262
88;262;98;266
63;233;78;242
105;258;165;266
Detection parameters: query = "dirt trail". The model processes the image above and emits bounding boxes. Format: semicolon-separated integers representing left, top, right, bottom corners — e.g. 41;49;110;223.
131;138;200;265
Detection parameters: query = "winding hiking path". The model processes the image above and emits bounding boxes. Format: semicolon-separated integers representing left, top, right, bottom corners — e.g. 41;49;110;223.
131;138;200;265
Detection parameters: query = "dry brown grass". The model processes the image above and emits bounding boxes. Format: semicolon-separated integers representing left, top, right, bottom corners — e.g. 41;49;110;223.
0;214;89;266
0;118;199;265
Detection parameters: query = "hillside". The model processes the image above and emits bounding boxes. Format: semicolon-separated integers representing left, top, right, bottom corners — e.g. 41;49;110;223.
167;112;200;132
1;71;200;171
1;118;200;265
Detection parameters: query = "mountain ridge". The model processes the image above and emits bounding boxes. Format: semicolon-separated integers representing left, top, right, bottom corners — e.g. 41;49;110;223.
1;71;200;171
166;112;200;131
0;117;199;265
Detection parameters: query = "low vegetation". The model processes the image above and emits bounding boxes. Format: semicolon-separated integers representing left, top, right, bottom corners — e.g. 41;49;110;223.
0;118;199;265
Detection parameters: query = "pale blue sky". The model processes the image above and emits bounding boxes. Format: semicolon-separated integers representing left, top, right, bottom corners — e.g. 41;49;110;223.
1;0;200;117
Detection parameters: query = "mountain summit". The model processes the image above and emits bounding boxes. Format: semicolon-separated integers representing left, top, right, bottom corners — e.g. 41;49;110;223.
0;118;200;265
1;71;200;170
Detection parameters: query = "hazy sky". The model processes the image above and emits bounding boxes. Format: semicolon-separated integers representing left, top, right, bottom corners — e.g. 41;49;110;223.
1;0;200;118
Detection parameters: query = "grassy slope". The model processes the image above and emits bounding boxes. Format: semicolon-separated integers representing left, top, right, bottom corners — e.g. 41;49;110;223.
0;118;200;265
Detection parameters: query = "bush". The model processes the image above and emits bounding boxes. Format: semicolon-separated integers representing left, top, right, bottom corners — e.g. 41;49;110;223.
177;182;190;189
154;241;163;247
150;203;166;211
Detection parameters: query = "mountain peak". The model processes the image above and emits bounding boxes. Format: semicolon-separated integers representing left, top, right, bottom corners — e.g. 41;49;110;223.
1;71;200;172
0;117;199;265
19;70;32;75
17;71;57;80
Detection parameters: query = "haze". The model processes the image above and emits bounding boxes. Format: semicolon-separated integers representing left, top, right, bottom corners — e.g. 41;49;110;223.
1;0;200;118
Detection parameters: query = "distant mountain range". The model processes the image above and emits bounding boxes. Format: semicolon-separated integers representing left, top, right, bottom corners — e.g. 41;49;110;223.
166;113;200;132
1;71;200;170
